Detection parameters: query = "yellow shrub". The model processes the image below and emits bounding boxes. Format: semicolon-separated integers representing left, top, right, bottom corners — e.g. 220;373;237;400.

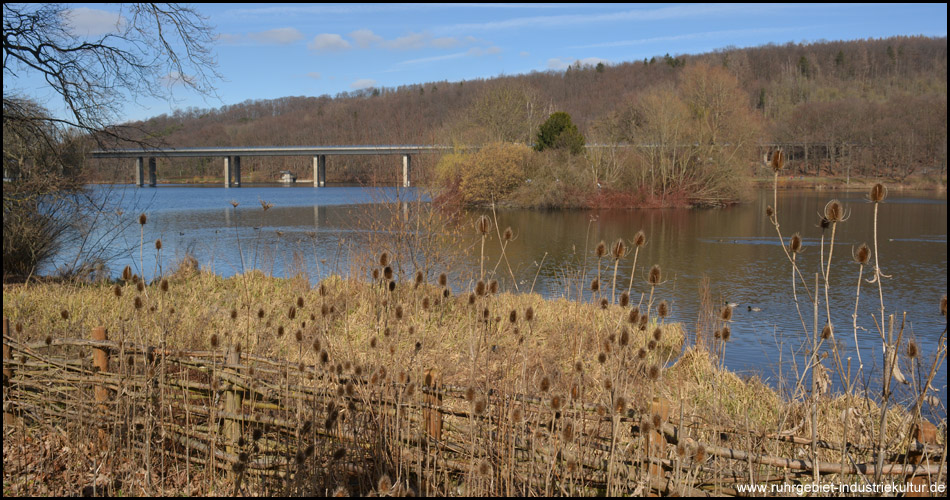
458;142;534;205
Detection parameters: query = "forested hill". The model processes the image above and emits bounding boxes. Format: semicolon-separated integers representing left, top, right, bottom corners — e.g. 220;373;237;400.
101;36;947;184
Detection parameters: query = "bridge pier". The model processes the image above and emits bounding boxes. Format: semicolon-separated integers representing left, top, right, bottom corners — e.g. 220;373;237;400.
233;156;241;187
148;157;157;187
402;154;411;188
135;157;144;186
313;155;326;187
223;156;242;187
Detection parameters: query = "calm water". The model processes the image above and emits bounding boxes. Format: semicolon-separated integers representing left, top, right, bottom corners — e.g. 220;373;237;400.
51;184;948;412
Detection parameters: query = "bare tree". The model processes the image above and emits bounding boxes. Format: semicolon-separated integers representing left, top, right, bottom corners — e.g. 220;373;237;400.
3;3;220;278
3;3;220;145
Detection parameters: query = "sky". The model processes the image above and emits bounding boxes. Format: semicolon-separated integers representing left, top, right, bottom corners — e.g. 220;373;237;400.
6;3;948;124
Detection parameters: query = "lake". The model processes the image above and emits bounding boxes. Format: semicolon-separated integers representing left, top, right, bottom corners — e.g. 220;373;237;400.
49;183;948;412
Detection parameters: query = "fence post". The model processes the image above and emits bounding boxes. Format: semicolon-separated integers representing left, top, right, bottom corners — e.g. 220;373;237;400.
223;345;243;455
906;420;937;497
92;326;110;447
3;317;14;425
423;368;442;441
648;397;670;481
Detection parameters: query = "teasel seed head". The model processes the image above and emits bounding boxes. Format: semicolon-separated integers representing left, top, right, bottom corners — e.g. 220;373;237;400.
652;413;662;429
590;278;600;292
475;280;486;296
600;298;609;309
676;442;688;459
766;206;774;218
641;418;654;435
574;360;583;373
136;281;145;293
612;238;626;260
615;396;627;415
383;266;393;281
287;306;296;320
44;335;52;346
907;340;919;359
503;226;513;242
468;293;476;305
133;296;143;310
388;280;396;292
820;323;832;340
562;421;575;442
122;265;132;281
648;364;661;381
313;339;321;353
653;327;663;342
550;395;562;411
634;230;647;248
465;386;476;402
395;304;403;320
603;378;612;391
720;305;733;322
942;295;948;317
628;307;640;324
473;397;487;416
277;326;284;337
476;215;491;235
210;333;219;348
478;459;492;476
657;300;669;318
647;339;657;350
540;376;551;393
620;291;630;307
509;309;517;323
295;329;303;342
770;149;785;172
790;233;803;254
694;444;707;462
159;279;169;293
648;265;661;285
113;284;123;297
138;213;147;225
619;328;630;347
853;243;871;265
869;183;887;203
377;474;392;495
598;352;607;364
638;314;649;331
415;270;424;285
379;252;390;267
318;283;328;297
321;303;329;317
438;272;447;287
595;240;606;258
823;199;845;223
721;326;731;342
154;239;162;251
371;268;379;280
489;279;498;294
525;306;534;322
60;308;69;320
637;347;648;359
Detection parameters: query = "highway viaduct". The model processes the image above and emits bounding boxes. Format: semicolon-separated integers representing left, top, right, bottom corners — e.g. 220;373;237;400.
90;145;450;187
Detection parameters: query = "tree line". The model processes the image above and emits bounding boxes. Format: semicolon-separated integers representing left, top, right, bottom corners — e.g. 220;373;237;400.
80;35;946;185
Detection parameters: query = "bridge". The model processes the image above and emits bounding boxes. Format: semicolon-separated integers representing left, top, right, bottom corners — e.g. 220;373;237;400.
90;145;450;187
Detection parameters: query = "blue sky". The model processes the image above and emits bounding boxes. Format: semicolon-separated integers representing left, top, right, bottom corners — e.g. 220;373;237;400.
6;3;948;123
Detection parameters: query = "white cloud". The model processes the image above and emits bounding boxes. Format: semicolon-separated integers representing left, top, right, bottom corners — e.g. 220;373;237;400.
431;37;460;49
308;33;351;52
350;29;383;48
248;28;304;45
64;7;123;37
306;72;321;80
520;51;530;57
350;78;376;90
381;33;428;50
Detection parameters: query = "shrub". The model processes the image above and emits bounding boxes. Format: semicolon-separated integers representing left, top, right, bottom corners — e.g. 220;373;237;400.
458;142;535;206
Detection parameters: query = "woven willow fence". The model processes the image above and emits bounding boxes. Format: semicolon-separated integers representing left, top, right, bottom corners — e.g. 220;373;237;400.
2;321;945;496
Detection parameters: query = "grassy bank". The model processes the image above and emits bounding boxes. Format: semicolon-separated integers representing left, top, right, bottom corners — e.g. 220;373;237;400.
3;268;935;496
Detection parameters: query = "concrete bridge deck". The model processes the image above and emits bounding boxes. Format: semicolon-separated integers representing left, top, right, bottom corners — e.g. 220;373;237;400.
91;145;450;187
